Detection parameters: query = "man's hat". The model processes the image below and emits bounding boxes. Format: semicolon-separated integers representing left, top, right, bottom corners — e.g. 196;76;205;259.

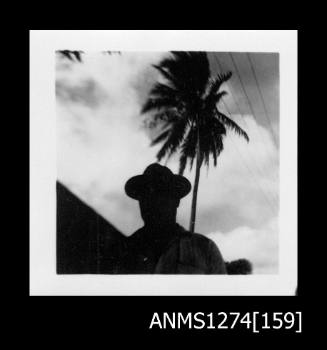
125;163;191;200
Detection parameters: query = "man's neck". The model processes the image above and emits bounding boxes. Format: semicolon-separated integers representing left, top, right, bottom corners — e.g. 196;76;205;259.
144;221;177;232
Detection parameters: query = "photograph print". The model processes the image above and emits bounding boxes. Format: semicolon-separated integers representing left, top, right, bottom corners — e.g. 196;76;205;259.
56;49;280;276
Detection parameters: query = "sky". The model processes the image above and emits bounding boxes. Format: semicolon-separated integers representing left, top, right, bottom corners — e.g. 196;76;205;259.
56;51;279;274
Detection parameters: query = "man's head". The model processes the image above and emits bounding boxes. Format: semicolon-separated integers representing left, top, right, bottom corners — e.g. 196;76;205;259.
125;163;191;226
138;192;180;226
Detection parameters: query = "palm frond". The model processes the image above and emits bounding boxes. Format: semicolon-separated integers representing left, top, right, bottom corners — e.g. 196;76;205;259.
141;96;178;114
154;51;210;96
216;110;249;142
213;91;228;104
212;136;224;165
178;125;198;173
198;116;225;168
149;82;179;97
156;117;189;161
186;52;210;93
203;71;232;108
151;129;171;146
152;65;179;89
157;56;191;90
57;50;84;62
209;71;232;95
148;82;189;104
210;139;218;167
148;109;179;126
178;153;188;175
204;90;228;113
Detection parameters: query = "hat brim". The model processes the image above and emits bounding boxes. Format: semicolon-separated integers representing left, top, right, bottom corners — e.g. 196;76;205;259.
125;174;191;200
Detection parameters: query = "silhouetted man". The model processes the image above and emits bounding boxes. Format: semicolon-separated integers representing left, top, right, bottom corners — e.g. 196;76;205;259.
124;163;227;274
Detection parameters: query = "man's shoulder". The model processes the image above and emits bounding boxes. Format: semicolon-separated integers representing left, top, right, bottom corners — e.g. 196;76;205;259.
129;227;145;236
127;227;146;244
128;225;216;248
188;233;216;247
177;227;217;247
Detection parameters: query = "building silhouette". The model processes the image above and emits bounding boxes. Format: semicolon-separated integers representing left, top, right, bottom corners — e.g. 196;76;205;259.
57;182;127;274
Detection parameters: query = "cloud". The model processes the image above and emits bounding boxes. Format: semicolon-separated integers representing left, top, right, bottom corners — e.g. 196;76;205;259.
56;52;279;273
207;217;278;274
57;52;165;232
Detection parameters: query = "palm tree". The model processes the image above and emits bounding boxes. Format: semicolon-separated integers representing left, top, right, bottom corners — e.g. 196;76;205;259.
142;52;249;233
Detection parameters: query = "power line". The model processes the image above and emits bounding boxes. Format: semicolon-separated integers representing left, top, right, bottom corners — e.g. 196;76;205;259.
224;53;279;182
246;53;278;147
218;96;279;213
229;53;258;118
214;55;247;129
213;54;279;186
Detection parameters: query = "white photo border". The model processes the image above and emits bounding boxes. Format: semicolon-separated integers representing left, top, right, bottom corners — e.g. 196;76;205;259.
30;30;297;295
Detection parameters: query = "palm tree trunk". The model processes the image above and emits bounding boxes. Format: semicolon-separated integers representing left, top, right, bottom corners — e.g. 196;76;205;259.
189;138;202;234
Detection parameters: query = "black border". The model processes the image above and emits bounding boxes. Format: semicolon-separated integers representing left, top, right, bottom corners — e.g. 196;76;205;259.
25;29;307;338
